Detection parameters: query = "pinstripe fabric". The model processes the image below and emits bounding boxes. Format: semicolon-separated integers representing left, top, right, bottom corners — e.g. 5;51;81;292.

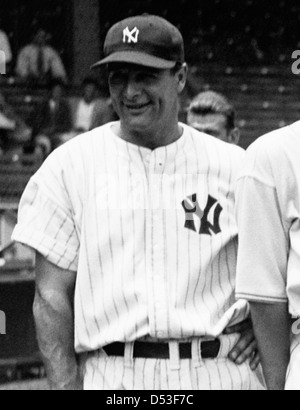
82;335;264;390
13;122;249;352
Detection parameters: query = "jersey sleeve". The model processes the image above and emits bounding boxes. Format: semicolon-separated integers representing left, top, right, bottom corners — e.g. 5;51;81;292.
12;150;79;272
235;142;289;304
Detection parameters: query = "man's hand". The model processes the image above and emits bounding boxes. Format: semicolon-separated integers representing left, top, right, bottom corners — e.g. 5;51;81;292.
224;319;260;370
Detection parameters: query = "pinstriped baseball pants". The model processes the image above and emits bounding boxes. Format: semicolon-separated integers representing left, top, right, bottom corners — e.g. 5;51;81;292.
81;335;265;390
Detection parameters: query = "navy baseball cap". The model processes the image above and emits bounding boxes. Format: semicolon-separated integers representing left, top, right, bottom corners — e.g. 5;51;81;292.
92;14;185;69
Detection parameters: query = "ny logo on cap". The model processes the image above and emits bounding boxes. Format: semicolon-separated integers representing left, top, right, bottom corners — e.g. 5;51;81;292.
123;27;140;44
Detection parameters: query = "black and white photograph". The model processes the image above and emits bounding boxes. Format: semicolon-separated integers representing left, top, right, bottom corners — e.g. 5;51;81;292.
0;0;299;393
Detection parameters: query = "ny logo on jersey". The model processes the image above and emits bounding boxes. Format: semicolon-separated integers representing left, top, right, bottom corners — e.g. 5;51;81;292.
182;194;223;236
123;27;140;44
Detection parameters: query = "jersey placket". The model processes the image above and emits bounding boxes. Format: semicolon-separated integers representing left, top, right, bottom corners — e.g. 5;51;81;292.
146;148;169;339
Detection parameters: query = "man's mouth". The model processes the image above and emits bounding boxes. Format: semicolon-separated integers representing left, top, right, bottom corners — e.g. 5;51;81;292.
124;102;151;111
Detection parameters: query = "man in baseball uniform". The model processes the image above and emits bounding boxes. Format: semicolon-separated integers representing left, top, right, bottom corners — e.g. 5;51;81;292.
187;91;240;145
235;121;300;390
12;15;263;390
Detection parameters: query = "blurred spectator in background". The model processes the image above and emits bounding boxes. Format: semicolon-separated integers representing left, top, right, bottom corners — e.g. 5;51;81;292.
16;29;67;84
73;78;101;133
187;91;240;145
73;78;117;132
61;78;118;145
28;80;72;158
0;92;31;158
0;20;12;72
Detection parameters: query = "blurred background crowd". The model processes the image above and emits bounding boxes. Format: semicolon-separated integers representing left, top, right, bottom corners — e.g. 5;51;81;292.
0;0;300;388
1;0;300;159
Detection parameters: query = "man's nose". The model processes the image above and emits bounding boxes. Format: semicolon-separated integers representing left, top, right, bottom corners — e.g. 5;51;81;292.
124;78;141;100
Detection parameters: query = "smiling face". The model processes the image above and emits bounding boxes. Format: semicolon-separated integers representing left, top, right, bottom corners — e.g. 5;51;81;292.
107;63;186;147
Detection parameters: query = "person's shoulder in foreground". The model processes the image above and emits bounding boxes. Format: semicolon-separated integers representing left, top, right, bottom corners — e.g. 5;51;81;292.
24;122;111;180
238;120;300;182
11;124;110;271
235;120;300;305
235;120;300;391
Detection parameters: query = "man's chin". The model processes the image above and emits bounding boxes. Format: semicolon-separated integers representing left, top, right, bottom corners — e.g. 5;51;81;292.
123;117;154;132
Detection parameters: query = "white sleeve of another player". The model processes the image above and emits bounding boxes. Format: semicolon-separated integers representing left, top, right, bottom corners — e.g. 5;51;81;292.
12;151;79;272
235;175;289;303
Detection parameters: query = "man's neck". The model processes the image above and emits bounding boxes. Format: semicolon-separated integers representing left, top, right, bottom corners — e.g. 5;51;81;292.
115;122;183;150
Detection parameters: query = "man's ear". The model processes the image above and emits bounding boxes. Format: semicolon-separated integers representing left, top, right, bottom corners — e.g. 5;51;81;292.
177;63;188;94
229;128;240;145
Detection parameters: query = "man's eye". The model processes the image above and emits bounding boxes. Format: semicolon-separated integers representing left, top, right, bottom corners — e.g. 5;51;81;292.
137;73;157;82
109;72;127;83
109;70;159;84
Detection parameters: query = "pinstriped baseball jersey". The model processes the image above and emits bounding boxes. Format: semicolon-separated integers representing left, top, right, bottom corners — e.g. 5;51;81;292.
12;122;248;353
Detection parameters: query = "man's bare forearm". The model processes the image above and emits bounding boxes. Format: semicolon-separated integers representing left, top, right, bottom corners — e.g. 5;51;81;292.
33;288;82;390
250;302;291;390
